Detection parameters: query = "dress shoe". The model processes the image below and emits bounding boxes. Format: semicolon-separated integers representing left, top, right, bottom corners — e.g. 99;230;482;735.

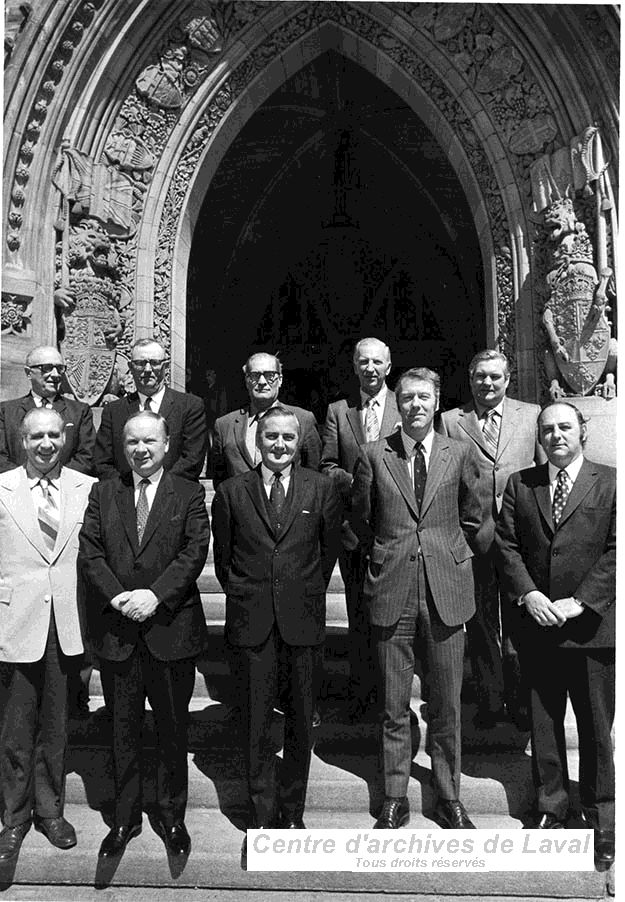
312;709;322;728
594;830;615;865
434;799;476;829
533;812;565;829
98;823;142;857
0;822;31;861
374;797;410;829
34;815;77;849
158;822;190;855
278;816;306;829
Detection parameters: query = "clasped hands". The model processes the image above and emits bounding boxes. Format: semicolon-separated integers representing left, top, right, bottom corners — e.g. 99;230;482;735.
523;590;583;627
110;589;159;622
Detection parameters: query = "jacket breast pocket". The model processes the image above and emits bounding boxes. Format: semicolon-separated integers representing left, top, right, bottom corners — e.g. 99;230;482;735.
0;587;12;606
451;543;473;564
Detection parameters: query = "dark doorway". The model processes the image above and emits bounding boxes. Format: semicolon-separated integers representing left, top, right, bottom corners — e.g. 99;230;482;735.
187;51;484;418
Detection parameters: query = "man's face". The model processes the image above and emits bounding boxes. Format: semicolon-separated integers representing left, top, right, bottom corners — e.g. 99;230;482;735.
256;413;299;472
129;342;168;396
353;340;391;397
538;405;585;468
470;359;510;409
25;347;65;399
22;410;66;474
123;416;170;477
245;354;282;409
398;377;438;439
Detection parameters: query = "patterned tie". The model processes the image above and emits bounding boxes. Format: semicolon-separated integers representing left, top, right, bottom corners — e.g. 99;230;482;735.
364;399;380;442
37;478;59;550
136;477;150;543
413;442;426;509
482;409;499;456
270;471;286;516
552;469;570;526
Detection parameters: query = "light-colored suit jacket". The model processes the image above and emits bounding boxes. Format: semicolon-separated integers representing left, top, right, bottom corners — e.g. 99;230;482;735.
0;466;96;662
350;430;481;628
439;395;544;554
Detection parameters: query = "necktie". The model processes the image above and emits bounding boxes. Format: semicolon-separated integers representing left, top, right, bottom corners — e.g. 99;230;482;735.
552;469;570;526
270;471;286;516
413;442;426;509
41;400;53;410
144;397;152;411
364;399;380;442
482;409;499;456
37;478;59;550
136;478;150;543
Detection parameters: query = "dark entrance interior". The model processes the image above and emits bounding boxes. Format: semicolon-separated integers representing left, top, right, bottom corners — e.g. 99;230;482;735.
187;51;484;419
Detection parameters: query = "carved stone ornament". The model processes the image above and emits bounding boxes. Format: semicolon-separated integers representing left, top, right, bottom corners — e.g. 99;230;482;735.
1;292;32;335
136;47;188;109
508;113;558;155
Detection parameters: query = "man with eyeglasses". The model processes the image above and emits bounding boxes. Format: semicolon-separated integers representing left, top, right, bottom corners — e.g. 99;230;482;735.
212;352;321;489
0;345;95;474
94;338;207;482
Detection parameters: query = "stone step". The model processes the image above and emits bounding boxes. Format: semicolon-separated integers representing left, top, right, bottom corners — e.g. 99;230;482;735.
199;590;347;625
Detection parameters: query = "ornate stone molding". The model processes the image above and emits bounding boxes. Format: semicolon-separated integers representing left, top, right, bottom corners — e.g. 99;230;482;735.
1;291;32;335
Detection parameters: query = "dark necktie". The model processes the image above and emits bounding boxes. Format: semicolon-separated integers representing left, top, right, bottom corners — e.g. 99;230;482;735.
136;478;150;543
37;478;59;550
270;471;286;516
144;397;152;411
413;442;426;509
482;409;499;456
552;469;570;526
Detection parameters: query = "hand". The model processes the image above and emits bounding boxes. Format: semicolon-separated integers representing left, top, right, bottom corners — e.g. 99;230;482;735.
523;590;567;627
121;589;159;622
110;591;131;611
552;597;584;623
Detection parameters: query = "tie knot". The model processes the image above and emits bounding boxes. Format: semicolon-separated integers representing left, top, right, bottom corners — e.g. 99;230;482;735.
39;477;49;489
557;469;568;483
274;472;282;482
140;478;150;487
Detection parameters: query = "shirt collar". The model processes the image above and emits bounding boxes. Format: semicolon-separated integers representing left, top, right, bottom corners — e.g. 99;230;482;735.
30;391;58;407
401;426;434;457
138;385;166;408
475;398;505;419
26;463;61;486
548;453;584;484
360;384;388;408
261;463;292;486
132;467;164;489
249;399;279;420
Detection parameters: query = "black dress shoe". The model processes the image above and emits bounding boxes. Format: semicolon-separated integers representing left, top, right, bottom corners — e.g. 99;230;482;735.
158;822;190;855
374;797;410;829
533;812;565;829
0;822;31;861
34;815;77;849
278;816;306;829
594;830;615;864
434;799;476;829
98;823;142;857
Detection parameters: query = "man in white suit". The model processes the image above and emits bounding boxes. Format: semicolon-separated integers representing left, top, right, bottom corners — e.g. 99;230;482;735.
0;408;96;861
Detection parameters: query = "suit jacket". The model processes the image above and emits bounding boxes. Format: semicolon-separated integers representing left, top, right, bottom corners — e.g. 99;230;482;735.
212;403;321;488
0;393;95;475
320;387;400;504
439;396;544;554
78;471;210;662
495;458;615;649
211;465;341;647
350;430;481;628
94;388;207;481
0;466;96;662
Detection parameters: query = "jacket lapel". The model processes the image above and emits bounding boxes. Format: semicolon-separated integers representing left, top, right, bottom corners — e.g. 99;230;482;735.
496;396;516;460
115;476;139;555
235;408;255;469
275;466;307;543
51;469;87;559
379;388;400;438
158;388;174;420
346;403;365;445
532;464;553;533
136;471;174;553
244;467;274;535
458;403;492;459
556;458;597;529
420;433;451;519
0;470;51;560
383;433;420;520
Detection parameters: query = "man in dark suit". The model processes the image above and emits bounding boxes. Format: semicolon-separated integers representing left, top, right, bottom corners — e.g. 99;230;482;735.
351;367;481;830
212;406;340;844
495;401;615;866
79;411;209;859
439;349;544;728
320;337;400;718
0;345;95;474
212;352;321;488
94;338;207;481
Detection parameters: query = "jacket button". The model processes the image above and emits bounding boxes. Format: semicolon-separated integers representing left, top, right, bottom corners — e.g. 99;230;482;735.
44;594;51;603
552;549;559;556
409;555;416;562
274;549;279;555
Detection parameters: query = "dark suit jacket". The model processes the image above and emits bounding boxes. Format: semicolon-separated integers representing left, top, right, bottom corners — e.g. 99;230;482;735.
320;387;400;504
350;430;481;628
212;403;321;488
439;396;544;554
78;471;210;662
495;458;615;649
94;388;207;481
211;465;341;647
0;393;95;474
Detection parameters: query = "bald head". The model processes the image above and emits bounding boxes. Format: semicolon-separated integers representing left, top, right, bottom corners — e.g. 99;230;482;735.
21;408;66;474
24;345;66;400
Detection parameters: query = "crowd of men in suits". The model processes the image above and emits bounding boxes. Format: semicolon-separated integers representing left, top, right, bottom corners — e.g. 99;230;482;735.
0;336;615;870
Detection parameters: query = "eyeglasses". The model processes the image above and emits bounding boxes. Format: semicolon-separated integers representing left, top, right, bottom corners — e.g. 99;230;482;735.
28;364;66;375
130;358;168;370
247;371;280;384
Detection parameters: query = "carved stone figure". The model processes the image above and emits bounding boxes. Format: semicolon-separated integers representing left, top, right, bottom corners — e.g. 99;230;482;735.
541;195;616;399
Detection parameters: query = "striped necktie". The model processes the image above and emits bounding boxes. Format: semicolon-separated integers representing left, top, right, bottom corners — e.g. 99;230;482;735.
482;409;499;456
136;478;150;543
37;478;59;550
364;399;380;442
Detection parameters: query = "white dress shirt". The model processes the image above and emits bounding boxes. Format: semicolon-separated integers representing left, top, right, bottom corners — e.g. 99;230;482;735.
138;385;166;413
132;467;165;510
261;463;292;499
547;453;584;501
360;385;389;431
401;427;435;486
